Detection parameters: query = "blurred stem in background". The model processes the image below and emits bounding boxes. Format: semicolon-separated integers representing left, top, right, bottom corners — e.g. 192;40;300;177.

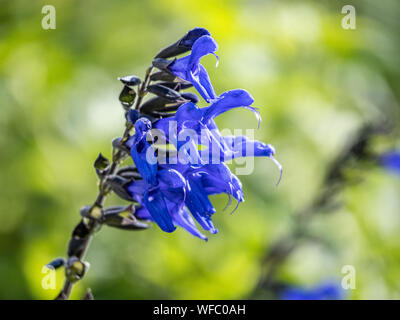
251;120;393;299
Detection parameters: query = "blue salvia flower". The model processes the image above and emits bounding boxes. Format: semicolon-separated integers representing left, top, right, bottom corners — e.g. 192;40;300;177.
154;89;262;161
154;89;281;179
380;151;400;176
167;34;219;103
281;281;344;300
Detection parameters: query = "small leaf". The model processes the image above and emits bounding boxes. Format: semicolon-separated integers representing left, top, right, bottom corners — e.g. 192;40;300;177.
112;137;130;154
119;85;136;106
46;258;66;269
147;84;181;101
104;205;149;230
154;28;211;59
94;153;110;171
118;75;141;86
80;206;91;218
105;215;149;230
104;205;132;217
140;97;169;113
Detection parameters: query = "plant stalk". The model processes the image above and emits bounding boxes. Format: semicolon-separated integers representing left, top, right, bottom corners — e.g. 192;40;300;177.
56;67;153;300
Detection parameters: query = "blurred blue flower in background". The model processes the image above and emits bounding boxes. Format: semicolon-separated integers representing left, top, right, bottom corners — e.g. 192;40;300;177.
380;151;400;176
281;281;344;300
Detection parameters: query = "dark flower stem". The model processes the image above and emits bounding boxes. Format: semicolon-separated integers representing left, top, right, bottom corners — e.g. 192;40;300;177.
56;67;153;300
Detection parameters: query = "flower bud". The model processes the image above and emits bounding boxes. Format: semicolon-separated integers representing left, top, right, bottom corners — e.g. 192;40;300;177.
155;28;211;59
66;257;89;282
46;258;66;270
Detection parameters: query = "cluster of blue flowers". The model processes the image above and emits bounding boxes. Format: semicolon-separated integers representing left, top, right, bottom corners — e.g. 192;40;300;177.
124;28;281;240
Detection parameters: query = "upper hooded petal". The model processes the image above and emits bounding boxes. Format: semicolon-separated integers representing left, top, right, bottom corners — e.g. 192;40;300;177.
201;89;259;125
155;28;211;59
188;35;219;66
168;35;218;103
143;188;176;233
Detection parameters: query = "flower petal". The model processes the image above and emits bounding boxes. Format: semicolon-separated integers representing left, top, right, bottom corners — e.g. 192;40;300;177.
168;35;219;102
130;118;158;186
197;163;244;203
188;64;217;103
201;89;258;125
185;175;218;233
155;28;211;59
222;135;275;160
143;188;176;233
172;207;208;240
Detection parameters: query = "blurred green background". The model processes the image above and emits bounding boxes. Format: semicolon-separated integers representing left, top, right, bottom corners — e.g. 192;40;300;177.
0;0;399;299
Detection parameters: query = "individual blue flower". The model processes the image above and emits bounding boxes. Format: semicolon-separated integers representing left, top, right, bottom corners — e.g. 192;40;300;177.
199;135;281;184
168;35;219;103
380;151;400;176
155;27;211;59
154;89;261;161
281;281;344;300
126;168;187;233
154;89;281;180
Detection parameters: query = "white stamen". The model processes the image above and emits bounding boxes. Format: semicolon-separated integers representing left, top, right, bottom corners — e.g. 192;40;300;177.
223;194;233;211
269;156;283;187
213;53;220;67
